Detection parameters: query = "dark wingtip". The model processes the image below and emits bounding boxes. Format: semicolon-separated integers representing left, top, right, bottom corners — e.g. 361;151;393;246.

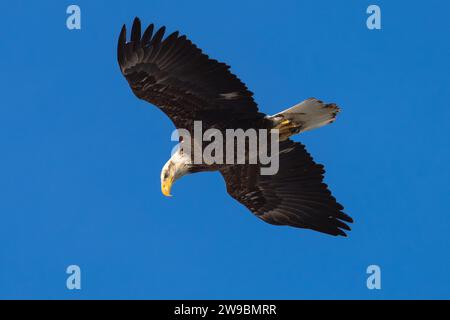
169;31;180;38
336;228;348;237
131;17;142;44
141;23;155;45
151;26;166;46
336;220;351;231
117;24;127;67
343;213;354;223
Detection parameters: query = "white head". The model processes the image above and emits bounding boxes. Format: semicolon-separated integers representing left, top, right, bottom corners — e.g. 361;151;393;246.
160;148;192;197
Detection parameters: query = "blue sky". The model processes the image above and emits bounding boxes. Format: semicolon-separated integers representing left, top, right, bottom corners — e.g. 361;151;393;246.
0;0;449;299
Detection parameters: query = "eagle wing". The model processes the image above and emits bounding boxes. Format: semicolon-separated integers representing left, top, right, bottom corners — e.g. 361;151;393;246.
220;139;353;236
117;18;265;132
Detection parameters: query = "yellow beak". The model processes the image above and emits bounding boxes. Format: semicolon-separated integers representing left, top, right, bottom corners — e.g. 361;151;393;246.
161;177;174;197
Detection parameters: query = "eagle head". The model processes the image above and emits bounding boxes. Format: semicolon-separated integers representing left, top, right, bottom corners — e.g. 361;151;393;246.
160;148;192;197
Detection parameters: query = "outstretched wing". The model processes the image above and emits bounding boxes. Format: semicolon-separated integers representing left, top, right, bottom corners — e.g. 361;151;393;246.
117;18;265;132
220;139;353;236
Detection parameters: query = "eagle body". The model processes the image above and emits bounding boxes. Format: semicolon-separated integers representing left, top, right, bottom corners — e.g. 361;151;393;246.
118;18;353;236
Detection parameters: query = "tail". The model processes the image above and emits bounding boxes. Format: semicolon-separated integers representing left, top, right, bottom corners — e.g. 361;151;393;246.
268;98;340;140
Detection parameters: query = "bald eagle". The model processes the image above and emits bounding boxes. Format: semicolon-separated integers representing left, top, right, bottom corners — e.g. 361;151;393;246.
117;18;353;236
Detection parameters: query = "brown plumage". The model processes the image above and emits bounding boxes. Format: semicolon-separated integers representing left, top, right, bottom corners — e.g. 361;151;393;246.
118;17;353;236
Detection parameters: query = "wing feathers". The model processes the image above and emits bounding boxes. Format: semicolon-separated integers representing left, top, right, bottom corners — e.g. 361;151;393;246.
131;17;141;44
118;18;262;131
221;140;353;236
150;26;166;48
141;23;154;45
117;25;127;68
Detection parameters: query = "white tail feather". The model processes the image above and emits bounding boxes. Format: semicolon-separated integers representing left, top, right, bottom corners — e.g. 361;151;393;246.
270;98;340;137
